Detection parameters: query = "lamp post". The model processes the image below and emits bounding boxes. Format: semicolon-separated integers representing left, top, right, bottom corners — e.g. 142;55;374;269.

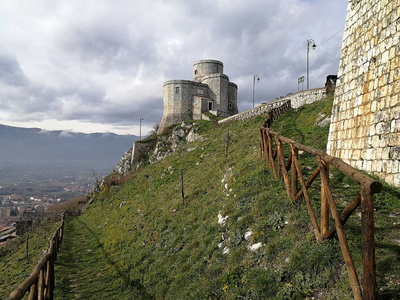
307;39;316;90
252;74;260;108
139;117;144;140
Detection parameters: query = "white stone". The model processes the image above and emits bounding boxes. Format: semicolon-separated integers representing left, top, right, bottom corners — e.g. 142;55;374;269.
248;242;263;251
244;230;253;241
186;130;205;143
218;212;229;226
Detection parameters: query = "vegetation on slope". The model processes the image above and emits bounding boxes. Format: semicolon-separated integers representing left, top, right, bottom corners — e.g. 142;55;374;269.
0;221;61;297
47;96;399;299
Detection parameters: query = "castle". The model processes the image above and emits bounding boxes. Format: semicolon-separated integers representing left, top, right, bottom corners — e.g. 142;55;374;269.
157;60;238;134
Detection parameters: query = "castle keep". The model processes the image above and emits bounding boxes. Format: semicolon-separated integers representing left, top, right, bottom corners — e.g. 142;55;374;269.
327;0;400;187
157;60;238;134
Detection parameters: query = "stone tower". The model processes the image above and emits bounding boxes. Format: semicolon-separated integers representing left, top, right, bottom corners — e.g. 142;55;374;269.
157;60;238;134
327;0;400;187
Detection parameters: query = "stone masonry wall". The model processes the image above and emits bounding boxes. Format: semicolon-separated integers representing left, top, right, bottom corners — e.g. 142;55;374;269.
218;88;325;125
288;88;326;108
327;0;400;187
218;99;291;125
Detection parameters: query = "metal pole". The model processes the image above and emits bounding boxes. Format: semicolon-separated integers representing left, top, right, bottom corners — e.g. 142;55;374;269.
307;39;316;90
252;76;255;108
307;41;310;90
253;74;260;108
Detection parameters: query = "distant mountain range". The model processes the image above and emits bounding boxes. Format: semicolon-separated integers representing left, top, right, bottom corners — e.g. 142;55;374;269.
0;124;137;175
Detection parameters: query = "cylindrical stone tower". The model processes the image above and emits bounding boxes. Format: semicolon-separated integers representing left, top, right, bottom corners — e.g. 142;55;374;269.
193;60;224;81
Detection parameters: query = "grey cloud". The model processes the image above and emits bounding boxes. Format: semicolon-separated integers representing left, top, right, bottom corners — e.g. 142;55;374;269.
0;53;28;86
0;0;348;133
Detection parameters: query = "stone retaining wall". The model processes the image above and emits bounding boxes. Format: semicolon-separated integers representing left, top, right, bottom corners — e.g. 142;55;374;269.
218;88;326;125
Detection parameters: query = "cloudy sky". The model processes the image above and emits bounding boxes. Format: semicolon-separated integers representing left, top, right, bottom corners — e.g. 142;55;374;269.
0;0;348;135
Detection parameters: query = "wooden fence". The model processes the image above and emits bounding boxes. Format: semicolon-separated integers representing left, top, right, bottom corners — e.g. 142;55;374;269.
7;212;66;300
259;127;382;300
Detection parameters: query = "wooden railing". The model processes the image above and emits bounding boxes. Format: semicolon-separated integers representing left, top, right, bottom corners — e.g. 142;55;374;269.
259;127;382;300
7;212;66;300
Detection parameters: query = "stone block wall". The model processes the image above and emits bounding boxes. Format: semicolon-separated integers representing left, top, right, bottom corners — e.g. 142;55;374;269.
218;88;326;125
218;99;291;125
327;0;400;187
289;88;326;108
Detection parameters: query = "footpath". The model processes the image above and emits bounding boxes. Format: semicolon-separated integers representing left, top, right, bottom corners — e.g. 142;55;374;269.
54;217;135;300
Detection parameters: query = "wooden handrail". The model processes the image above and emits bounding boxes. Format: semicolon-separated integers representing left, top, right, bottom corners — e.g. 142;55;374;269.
266;129;382;193
7;212;66;300
259;126;381;300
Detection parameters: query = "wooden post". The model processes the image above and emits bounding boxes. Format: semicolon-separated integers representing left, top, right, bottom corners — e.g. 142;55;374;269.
25;234;29;260
361;187;376;300
259;129;264;159
294;167;320;201
45;258;54;300
277;138;291;198
38;268;45;300
290;145;298;198
28;281;38;300
274;136;282;178
263;130;269;163
267;132;278;178
319;163;362;300
225;131;230;158
293;156;322;242
323;194;361;239
45;259;51;299
319;157;330;236
180;169;185;205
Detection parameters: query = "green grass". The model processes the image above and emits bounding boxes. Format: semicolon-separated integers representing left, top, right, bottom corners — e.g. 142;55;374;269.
31;96;400;299
0;221;61;298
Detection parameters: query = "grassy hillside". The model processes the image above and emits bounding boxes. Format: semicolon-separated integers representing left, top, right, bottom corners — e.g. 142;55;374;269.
0;221;61;297
51;97;400;299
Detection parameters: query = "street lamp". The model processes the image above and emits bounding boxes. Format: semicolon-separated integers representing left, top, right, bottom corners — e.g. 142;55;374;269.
139;117;144;140
307;39;317;90
252;74;260;108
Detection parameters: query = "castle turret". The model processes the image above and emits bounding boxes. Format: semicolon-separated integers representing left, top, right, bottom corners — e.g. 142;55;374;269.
193;60;224;81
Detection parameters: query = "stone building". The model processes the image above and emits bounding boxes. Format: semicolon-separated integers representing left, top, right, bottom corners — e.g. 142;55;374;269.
157;60;238;134
327;0;400;187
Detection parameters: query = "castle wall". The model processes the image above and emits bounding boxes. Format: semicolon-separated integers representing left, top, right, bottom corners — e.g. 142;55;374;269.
193;96;209;120
327;0;400;187
218;99;291;125
201;74;230;115
158;80;209;134
228;82;239;115
289;88;326;108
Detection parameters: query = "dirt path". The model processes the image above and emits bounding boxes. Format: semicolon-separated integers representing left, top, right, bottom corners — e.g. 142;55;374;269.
54;217;143;300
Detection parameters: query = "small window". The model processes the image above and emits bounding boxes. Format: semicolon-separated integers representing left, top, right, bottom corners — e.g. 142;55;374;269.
194;70;198;75
208;101;213;111
175;87;180;94
229;103;233;109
